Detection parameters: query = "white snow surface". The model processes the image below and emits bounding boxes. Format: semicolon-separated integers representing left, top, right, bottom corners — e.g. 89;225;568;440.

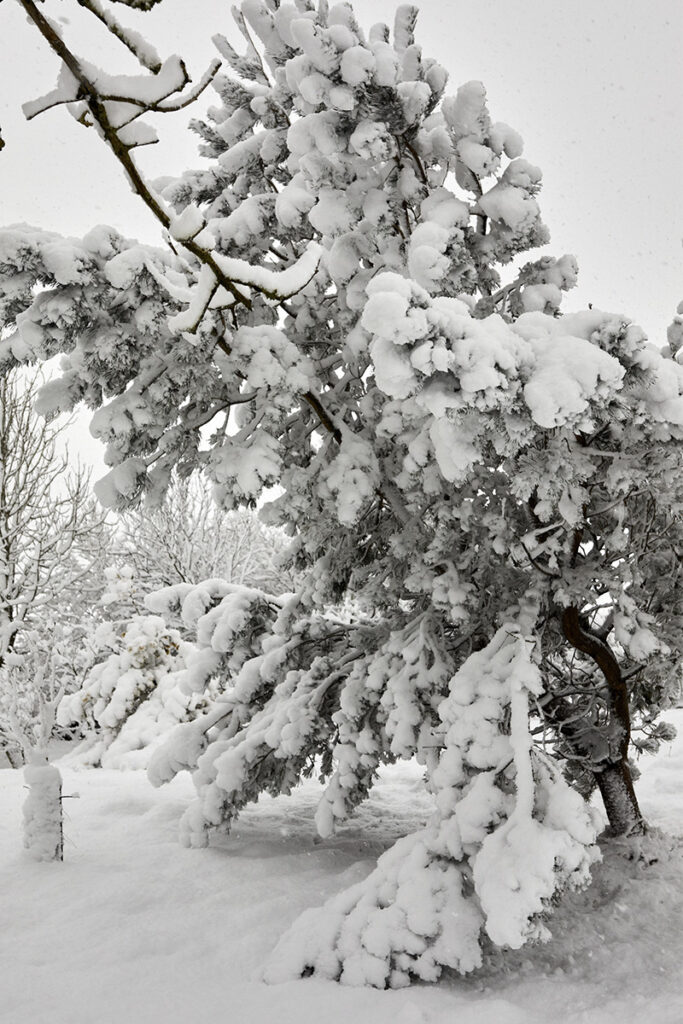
2;712;683;1023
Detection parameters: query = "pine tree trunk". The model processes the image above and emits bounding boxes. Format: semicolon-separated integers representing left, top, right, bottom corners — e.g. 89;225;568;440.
593;761;645;837
561;607;646;837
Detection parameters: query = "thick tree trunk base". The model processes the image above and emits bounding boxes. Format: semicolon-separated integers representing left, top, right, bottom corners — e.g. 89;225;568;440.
594;761;646;837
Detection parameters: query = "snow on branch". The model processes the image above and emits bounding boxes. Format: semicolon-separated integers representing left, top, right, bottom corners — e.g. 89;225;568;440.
166;243;322;333
76;0;162;72
18;0;322;322
106;0;163;9
154;58;223;112
22;64;81;121
213;242;322;299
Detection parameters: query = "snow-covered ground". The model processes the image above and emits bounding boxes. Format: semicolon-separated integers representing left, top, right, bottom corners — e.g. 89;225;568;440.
2;713;683;1024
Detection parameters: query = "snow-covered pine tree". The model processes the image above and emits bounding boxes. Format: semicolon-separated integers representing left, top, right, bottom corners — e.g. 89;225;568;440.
1;0;682;983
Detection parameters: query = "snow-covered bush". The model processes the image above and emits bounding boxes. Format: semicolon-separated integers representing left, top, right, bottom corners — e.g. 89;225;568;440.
2;0;682;984
55;513;295;770
58;615;196;769
148;588;602;982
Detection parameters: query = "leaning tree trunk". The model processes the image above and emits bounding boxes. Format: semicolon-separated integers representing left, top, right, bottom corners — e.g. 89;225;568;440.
561;606;645;836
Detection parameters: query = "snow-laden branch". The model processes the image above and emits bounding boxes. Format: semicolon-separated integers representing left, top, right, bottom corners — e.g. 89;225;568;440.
75;0;162;72
167;243;322;333
17;0;320;318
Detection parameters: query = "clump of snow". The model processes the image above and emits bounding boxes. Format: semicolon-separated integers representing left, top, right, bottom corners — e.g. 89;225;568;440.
317;432;379;525
478;182;539;231
340;46;375;86
522;330;625;428
264;828;484;986
169;205;205;242
442;80;488;139
360;272;634;488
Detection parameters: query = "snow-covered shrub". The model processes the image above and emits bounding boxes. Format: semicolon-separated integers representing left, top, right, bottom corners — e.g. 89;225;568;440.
58;615;196;769
146;580;320;841
150;588;602;982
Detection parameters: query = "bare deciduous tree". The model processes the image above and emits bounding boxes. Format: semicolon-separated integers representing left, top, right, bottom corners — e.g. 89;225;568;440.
113;473;294;597
0;370;107;762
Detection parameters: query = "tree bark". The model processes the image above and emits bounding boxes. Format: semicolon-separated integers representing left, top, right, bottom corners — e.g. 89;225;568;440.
592;761;644;838
561;606;646;836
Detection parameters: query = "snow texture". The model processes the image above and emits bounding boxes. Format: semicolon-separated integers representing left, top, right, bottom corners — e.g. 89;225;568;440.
2;715;683;1022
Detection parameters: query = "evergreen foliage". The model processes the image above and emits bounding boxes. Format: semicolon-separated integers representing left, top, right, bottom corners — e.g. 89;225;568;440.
1;0;681;983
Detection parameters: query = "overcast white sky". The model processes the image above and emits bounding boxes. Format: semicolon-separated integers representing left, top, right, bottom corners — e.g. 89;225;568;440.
1;0;681;469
